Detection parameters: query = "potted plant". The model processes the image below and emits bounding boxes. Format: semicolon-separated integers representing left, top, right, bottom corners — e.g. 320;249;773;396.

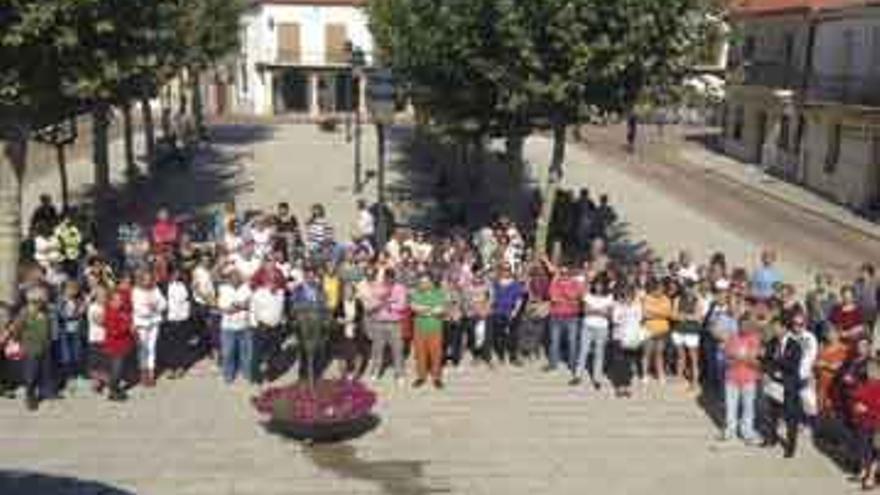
252;303;378;443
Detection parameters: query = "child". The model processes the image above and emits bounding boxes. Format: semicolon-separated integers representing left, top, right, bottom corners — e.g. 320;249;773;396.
104;289;135;401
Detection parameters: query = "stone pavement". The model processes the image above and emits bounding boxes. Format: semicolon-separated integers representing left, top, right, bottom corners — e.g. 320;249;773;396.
2;122;861;494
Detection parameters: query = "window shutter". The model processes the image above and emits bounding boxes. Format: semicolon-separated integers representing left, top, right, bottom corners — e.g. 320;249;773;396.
325;24;347;64
277;23;301;63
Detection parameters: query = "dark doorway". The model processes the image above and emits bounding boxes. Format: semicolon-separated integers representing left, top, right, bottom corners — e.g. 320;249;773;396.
275;69;308;113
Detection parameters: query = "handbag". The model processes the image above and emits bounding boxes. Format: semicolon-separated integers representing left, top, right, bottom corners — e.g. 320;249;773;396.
4;340;23;361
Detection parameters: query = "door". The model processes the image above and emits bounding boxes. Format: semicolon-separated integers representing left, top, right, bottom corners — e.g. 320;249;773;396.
325;24;347;64
755;111;768;164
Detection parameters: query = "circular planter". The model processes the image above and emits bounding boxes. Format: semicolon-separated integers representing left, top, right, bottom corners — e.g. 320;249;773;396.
253;379;378;444
264;413;380;443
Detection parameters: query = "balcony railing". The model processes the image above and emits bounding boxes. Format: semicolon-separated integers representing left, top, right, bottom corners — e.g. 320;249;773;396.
740;60;803;89
807;74;880;107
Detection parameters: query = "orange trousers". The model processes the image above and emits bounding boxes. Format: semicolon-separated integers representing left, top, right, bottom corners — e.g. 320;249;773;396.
414;332;443;381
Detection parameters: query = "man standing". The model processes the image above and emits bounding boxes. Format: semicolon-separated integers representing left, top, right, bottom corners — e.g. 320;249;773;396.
546;263;585;374
751;249;782;302
356;199;375;248
855;263;879;350
410;273;448;389
490;264;525;366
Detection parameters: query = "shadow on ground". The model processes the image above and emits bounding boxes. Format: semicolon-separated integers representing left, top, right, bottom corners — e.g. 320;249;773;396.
306;442;450;495
385;126;536;233
77;123;275;246
0;470;135;495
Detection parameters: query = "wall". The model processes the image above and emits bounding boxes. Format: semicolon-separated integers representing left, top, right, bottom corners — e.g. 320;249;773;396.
237;4;374;115
813;9;880;79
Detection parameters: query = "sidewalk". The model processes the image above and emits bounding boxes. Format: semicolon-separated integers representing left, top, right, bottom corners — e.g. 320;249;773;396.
643;126;880;243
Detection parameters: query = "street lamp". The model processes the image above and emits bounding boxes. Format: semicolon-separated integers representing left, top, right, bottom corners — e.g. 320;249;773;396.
347;42;367;193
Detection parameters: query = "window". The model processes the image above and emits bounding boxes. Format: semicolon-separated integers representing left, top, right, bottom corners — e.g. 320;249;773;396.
734;105;745;141
778;115;791;151
783;33;794;66
325;24;348;64
743;36;756;61
277;23;301;63
825;123;842;173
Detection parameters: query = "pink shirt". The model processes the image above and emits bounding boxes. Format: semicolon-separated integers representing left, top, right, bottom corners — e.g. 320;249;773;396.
151;220;179;248
725;332;761;387
548;277;584;319
372;283;408;322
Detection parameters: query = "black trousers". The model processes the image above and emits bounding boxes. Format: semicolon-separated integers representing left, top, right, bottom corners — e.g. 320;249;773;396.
108;352;133;396
609;341;640;389
443;320;466;366
765;397;801;456
159;320;194;372
490;315;519;363
22;352;53;402
519;317;546;360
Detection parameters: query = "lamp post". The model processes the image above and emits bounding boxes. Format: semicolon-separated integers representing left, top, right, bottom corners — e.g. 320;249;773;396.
367;68;396;249
349;44;366;193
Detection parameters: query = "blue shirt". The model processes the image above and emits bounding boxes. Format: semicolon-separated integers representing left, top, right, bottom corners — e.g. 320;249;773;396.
751;266;781;300
492;280;525;317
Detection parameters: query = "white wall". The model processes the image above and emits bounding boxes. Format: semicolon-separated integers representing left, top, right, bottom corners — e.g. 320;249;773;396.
236;4;375;115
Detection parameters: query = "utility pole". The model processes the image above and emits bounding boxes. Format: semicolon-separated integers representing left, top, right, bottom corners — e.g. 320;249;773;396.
375;122;387;249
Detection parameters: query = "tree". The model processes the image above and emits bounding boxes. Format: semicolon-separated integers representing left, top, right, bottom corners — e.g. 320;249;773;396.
367;0;714;254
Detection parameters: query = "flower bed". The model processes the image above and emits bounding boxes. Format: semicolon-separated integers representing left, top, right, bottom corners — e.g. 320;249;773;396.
252;380;378;442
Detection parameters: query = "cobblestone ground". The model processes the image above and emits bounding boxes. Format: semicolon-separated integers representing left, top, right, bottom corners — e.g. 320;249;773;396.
3;122;857;494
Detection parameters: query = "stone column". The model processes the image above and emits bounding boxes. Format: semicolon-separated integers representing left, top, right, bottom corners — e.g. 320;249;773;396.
358;75;368;117
309;72;320;119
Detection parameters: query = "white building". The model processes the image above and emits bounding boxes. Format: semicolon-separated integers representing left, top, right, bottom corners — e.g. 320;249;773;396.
234;0;375;117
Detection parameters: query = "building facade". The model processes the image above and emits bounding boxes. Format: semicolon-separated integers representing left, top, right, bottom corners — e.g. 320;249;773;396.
234;0;374;117
723;0;880;213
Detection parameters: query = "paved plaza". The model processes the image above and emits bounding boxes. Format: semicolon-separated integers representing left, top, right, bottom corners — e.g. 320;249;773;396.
2;122;865;494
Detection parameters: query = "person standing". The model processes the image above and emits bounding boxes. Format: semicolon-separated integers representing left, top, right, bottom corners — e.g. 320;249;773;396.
273;202;302;261
573;277;614;388
489;264;525;366
546;263;585;374
720;320;762;444
521;260;551;362
86;286;109;392
610;287;644;397
855;263;879;350
751;249;782;303
163;268;192;379
131;270;167;387
191;254;218;364
333;284;366;380
762;310;817;458
103;288;135;401
56;280;86;390
10;288;53;411
305;204;334;262
642;280;673;383
365;269;408;382
410;273;448;389
673;281;705;390
217;270;254;384
832;285;867;346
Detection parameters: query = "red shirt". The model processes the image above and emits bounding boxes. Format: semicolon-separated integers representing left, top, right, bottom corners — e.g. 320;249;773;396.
724;331;761;387
548;277;584;319
103;302;134;358
853;380;880;430
251;264;286;292
151;219;179;250
831;304;864;343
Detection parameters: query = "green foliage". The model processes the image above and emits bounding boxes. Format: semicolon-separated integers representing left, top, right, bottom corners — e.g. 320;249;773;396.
0;0;247;126
367;0;717;133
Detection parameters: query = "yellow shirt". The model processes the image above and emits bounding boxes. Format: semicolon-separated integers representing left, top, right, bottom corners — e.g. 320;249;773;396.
643;294;672;336
323;275;341;311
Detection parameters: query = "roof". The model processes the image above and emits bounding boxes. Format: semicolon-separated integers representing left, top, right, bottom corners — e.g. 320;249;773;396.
729;0;855;17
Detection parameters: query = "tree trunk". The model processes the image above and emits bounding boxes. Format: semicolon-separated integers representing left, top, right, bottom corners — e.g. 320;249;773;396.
505;130;525;181
160;85;173;145
56;144;69;211
190;71;205;140
141;97;156;174
122;101;136;180
534;120;567;256
0;130;27;305
92;105;111;191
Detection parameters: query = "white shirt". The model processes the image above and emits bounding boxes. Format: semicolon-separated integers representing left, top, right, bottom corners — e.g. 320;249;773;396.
677;264;699;283
251;226;275;259
132;286;167;328
192;265;216;305
87;302;105;343
784;331;818;381
34;235;61;267
251;286;284;327
613;301;644;348
166;281;191;322
583;293;614;329
233;254;261;282
223;233;242;253
218;283;252;331
358;209;375;237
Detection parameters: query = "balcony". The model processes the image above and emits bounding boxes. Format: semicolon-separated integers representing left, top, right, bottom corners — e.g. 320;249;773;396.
739;60;803;89
807;74;880;107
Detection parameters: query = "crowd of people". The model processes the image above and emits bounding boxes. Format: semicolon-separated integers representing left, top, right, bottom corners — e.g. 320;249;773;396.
3;188;880;489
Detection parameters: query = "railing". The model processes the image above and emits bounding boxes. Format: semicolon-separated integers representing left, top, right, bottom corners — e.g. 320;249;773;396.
806;74;880;107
